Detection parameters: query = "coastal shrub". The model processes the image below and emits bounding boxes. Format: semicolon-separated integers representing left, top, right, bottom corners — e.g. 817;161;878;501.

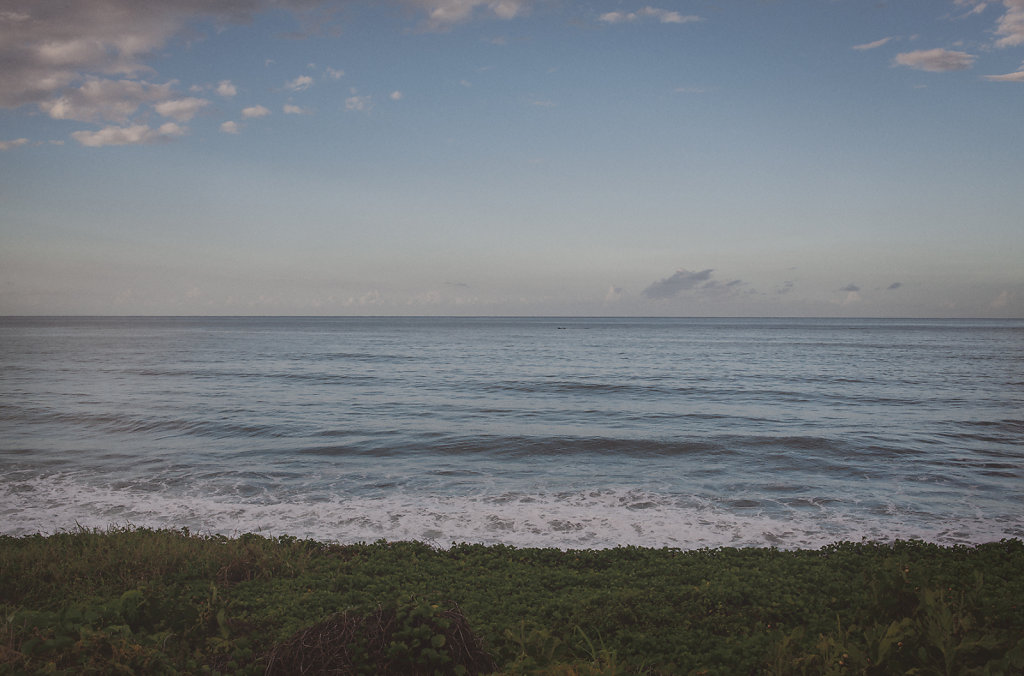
264;598;495;675
2;529;1023;674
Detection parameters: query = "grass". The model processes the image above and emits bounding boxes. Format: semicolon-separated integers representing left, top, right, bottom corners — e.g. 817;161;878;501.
1;527;1022;674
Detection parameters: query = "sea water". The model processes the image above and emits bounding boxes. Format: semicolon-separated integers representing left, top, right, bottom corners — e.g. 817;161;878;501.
1;316;1021;549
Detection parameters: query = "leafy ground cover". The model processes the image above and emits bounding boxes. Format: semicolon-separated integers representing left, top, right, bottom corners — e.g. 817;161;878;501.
1;528;1022;674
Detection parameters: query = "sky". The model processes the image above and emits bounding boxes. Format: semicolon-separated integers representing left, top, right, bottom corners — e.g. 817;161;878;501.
1;0;1022;317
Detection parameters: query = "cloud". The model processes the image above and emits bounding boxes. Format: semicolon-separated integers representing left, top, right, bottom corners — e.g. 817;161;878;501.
0;0;289;109
345;94;371;111
285;75;313;91
0;137;29;150
70;122;185;147
642;268;714;300
390;90;404;100
840;283;861;292
853;37;895;51
216;80;237;97
887;282;903;290
407;0;533;27
990;289;1013;308
220;120;239;134
153;96;209;121
37;78;174;123
241;105;270;118
985;61;1024;80
325;67;345;80
893;48;976;71
605;286;626;302
994;0;1024;47
600;7;701;25
283;104;308;114
953;0;989;18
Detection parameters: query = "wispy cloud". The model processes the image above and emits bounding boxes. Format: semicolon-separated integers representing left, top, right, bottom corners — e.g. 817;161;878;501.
853;36;895;51
71;122;185;147
390;90;404;101
241;105;270;118
285;75;313;92
888;282;903;290
38;79;174;123
0;0;296;109
407;0;533;29
956;0;1024;46
985;61;1024;80
600;7;701;25
0;137;29;150
893;48;976;71
994;0;1024;47
220;120;239;134
345;94;372;111
154;97;209;122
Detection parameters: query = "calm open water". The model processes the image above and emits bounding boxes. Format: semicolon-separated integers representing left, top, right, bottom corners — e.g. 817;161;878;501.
1;316;1021;549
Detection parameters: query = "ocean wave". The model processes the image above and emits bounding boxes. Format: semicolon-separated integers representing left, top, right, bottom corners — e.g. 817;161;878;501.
2;474;1020;549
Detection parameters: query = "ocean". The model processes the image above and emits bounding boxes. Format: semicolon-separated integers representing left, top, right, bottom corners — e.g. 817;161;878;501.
1;316;1021;549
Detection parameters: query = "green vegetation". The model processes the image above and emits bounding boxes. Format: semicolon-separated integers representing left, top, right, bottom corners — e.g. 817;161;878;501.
2;528;1022;674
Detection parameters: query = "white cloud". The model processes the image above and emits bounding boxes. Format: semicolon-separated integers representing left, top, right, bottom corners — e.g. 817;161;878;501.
220;120;239;134
285;75;313;91
0;0;290;108
38;78;174;123
639;7;699;24
406;0;532;28
325;67;345;80
153;96;209;122
994;0;1024;47
0;1;540;108
283;104;308;114
0;137;29;150
853;37;895;51
985;62;1024;80
390;90;404;100
600;7;701;25
241;105;270;118
345;94;371;111
216;80;237;97
893;48;976;72
70;122;184;147
957;0;1024;47
604;286;626;302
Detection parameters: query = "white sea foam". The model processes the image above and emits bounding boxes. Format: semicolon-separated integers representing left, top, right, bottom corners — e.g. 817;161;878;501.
3;474;1020;549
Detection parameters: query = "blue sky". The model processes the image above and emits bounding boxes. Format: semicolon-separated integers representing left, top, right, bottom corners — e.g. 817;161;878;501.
1;0;1022;317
